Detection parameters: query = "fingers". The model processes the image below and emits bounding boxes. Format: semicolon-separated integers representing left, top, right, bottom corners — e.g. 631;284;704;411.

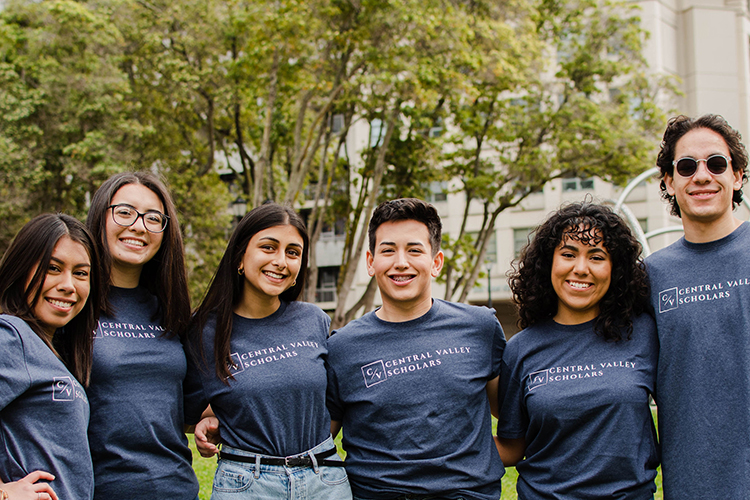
194;416;219;439
37;483;59;500
20;471;55;484
194;435;218;458
3;471;59;500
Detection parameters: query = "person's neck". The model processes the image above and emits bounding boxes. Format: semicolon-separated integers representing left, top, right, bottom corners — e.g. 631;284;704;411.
682;214;743;244
111;266;142;288
234;294;281;319
375;297;433;323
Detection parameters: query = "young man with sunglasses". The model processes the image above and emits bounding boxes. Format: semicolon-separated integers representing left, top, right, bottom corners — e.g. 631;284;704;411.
646;114;749;499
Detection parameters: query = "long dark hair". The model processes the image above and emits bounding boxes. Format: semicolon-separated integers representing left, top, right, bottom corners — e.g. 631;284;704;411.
86;172;190;338
192;203;309;382
508;202;649;341
0;213;101;385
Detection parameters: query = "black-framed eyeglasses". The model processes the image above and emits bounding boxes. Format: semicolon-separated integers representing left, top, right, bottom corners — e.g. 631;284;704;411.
108;204;169;233
672;154;731;178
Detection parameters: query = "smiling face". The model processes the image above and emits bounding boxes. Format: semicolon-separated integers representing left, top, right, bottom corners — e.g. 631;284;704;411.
551;229;612;325
29;236;92;338
105;183;165;287
665;127;744;240
366;219;444;322
238;224;304;312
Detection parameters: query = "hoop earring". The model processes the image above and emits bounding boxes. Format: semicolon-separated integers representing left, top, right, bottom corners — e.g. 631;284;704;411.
292;280;296;286
238;267;244;275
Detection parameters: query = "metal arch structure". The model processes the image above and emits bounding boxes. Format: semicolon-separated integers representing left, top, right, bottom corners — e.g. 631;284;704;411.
612;166;750;257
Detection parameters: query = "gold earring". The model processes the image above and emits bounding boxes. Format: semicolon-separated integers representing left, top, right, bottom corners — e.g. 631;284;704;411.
292;280;297;286
238;268;244;275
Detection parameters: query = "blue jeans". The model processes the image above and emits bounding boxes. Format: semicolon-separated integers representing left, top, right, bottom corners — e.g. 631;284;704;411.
211;436;352;500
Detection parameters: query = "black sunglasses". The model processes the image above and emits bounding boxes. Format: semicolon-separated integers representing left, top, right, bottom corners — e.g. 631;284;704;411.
672;154;730;177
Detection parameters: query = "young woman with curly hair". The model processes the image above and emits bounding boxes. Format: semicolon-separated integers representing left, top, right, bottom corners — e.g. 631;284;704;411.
496;201;658;500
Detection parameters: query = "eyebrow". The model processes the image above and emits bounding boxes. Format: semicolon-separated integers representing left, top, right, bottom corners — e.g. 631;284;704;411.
379;241;426;247
258;236;303;248
560;243;608;254
50;256;91;267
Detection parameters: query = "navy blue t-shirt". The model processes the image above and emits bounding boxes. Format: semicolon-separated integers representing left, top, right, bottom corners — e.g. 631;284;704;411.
0;315;93;500
497;315;658;499
87;287;198;500
184;301;332;456
646;222;750;499
326;299;505;500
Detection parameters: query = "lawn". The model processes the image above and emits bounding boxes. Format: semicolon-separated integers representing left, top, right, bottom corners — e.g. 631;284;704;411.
190;411;663;500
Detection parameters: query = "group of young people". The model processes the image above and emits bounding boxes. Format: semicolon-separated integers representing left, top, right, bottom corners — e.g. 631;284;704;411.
0;112;746;500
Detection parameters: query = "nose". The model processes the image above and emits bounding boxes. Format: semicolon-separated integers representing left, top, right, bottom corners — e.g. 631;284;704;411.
692;160;713;183
128;214;148;232
272;251;288;269
395;249;410;269
572;256;589;275
57;272;76;293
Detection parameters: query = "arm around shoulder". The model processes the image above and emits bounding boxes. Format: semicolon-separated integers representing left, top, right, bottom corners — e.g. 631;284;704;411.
494;436;525;467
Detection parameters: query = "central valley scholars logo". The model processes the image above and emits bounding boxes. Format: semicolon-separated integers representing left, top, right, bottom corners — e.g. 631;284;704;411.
527;370;548;391
360;347;471;387
659;287;678;313
94;320;162;339
52;376;86;402
657;278;750;313
53;376;74;401
227;341;318;374
362;360;386;387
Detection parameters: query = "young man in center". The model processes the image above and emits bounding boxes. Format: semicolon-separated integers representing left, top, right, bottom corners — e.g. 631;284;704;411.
326;198;506;500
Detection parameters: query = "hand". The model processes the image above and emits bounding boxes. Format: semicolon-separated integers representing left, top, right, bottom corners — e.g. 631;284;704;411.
1;470;59;500
194;416;221;458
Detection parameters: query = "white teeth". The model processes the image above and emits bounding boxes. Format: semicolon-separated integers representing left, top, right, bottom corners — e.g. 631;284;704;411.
264;271;285;279
122;239;145;247
48;299;73;308
391;276;413;282
569;281;591;289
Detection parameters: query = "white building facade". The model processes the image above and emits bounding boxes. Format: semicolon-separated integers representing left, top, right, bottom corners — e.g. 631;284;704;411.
314;0;750;336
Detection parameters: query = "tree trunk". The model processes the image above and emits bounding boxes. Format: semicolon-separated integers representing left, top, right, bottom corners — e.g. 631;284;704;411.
331;103;400;329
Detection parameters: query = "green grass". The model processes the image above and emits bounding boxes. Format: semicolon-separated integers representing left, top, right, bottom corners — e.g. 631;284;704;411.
190;409;663;499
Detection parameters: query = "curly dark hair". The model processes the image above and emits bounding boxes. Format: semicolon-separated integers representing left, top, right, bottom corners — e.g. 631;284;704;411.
508;202;649;341
656;114;748;217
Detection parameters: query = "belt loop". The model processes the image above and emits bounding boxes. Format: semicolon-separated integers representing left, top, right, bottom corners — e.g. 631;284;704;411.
254;453;261;479
308;449;320;474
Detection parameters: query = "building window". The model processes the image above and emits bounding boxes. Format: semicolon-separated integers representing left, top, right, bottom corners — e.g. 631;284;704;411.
320;217;346;239
331;114;345;134
514;228;533;257
425;181;448;203
562;177;594;191
316;266;338;303
470;230;497;263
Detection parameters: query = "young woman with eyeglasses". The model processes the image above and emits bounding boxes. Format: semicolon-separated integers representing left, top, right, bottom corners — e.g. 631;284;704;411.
184;203;351;500
0;214;101;500
85;172;199;500
496;202;658;500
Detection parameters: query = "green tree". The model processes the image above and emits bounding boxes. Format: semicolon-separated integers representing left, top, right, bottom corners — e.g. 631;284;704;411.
440;0;676;302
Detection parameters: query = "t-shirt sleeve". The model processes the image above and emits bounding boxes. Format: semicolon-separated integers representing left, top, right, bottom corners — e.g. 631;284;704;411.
489;316;507;378
325;339;344;422
182;341;208;426
0;321;32;410
496;346;527;439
